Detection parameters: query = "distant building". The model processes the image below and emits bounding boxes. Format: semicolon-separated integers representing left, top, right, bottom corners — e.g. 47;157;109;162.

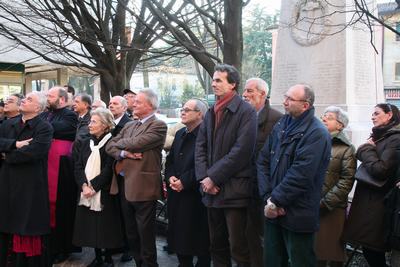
378;3;400;107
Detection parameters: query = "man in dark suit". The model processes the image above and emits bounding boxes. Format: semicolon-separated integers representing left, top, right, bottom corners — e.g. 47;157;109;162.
109;96;131;137
242;78;283;267
73;93;92;141
106;89;167;267
165;99;210;267
108;95;132;262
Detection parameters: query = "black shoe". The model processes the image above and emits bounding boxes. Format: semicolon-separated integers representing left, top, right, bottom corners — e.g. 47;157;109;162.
53;253;69;264
120;252;133;262
87;257;103;267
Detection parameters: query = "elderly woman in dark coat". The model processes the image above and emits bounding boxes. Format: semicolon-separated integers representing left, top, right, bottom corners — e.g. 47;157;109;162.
73;108;123;267
315;106;356;267
343;103;400;267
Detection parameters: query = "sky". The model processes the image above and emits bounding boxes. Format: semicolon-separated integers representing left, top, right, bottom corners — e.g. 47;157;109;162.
247;0;395;15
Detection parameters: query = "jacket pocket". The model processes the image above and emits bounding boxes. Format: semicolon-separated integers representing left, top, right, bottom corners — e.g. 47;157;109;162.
222;177;252;201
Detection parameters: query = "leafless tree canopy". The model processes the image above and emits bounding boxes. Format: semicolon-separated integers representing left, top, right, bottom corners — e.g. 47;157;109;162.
0;0;165;101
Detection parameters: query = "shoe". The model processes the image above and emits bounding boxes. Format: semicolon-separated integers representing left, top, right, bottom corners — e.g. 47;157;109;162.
120;252;133;262
87;257;103;267
53;253;69;264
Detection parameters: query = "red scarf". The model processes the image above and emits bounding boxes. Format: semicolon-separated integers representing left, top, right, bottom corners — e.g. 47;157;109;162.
214;91;236;128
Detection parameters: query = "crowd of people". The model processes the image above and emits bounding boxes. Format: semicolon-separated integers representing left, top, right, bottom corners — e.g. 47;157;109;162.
0;63;399;267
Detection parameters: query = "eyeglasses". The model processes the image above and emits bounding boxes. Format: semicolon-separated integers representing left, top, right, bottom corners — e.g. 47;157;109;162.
321;114;344;126
180;108;200;113
283;94;307;103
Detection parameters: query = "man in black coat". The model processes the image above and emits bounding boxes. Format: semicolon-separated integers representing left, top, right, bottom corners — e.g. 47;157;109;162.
109;96;131;137
242;78;283;267
73;93;92;141
0;91;53;266
165;99;210;267
108;95;132;262
195;64;257;267
41;86;78;263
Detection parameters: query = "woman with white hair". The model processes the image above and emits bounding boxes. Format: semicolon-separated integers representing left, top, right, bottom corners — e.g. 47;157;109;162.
315;106;356;267
72;108;123;267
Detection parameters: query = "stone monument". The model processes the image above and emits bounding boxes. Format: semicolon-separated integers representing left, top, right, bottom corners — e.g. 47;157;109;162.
271;0;384;148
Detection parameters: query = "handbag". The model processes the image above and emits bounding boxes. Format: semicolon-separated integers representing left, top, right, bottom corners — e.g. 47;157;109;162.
354;164;388;188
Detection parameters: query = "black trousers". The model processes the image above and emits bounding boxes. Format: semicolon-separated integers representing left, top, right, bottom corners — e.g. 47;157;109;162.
208;207;250;267
120;186;158;267
245;199;263;267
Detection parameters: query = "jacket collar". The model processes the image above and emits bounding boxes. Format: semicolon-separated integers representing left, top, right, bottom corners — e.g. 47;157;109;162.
11;114;41;129
212;94;241;114
331;130;352;146
282;107;316;136
258;99;270;125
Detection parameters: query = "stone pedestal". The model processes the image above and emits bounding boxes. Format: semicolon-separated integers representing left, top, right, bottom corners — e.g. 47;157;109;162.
271;0;383;148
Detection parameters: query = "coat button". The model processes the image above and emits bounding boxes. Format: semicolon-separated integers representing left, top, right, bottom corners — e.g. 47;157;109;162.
179;152;184;157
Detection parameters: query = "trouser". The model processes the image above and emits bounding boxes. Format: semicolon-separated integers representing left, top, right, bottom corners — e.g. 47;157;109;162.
362;247;387;267
264;220;316;267
245;198;263;267
120;196;158;267
177;254;211;267
208;207;250;267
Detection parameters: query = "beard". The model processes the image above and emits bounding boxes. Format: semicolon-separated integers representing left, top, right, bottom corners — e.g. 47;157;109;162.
47;98;60;111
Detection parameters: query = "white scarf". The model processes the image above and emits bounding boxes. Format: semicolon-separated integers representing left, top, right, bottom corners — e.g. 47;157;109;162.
78;133;112;211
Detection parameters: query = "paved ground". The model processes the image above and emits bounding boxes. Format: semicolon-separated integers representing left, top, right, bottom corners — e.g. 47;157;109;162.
54;236;178;267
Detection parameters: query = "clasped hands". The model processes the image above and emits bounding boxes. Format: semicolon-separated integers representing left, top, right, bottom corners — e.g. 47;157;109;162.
123;151;143;160
200;177;220;195
82;183;96;198
169;176;184;192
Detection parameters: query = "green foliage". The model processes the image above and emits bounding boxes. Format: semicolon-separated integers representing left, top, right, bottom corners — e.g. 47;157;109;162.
158;77;180;109
242;5;278;89
180;80;205;105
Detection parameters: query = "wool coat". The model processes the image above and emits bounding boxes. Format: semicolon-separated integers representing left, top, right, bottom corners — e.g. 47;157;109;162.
165;126;209;255
72;135;123;249
0;115;53;235
343;125;400;251
195;94;257;208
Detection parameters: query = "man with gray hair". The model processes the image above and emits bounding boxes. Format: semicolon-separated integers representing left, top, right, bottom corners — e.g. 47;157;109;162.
0;91;53;265
106;89;167;267
3;93;24;121
257;84;331;266
165;98;210;267
109;96;131;137
242;78;283;267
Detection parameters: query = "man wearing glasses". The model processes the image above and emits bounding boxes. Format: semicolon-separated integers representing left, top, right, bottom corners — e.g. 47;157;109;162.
3;93;24;121
123;88;137;118
195;64;257;267
257;84;331;267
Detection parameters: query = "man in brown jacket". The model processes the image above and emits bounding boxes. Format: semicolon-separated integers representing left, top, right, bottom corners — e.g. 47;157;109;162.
106;89;167;267
243;78;283;267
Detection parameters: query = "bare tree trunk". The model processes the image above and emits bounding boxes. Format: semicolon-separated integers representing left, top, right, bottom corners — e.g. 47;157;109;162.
222;0;243;91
